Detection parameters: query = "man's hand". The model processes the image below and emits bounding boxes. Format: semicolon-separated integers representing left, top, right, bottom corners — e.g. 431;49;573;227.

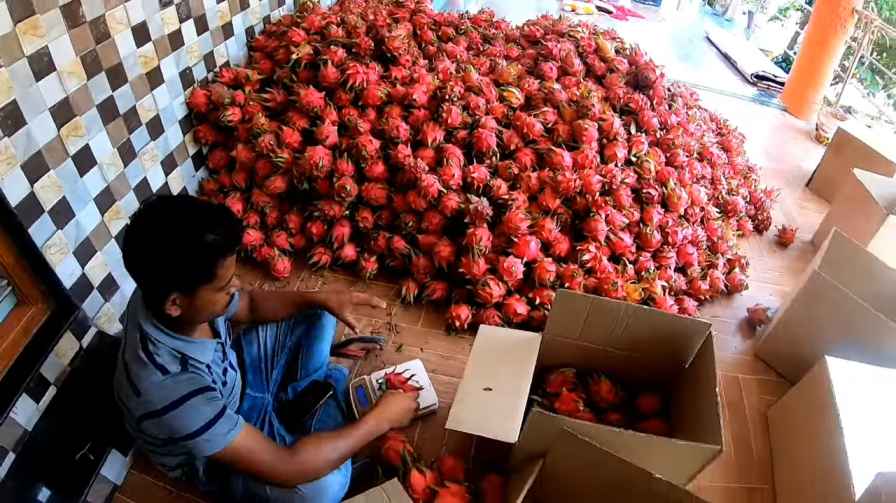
368;390;419;430
320;291;387;334
213;390;418;488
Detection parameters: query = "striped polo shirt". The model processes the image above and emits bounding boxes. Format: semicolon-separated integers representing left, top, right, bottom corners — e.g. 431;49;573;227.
113;290;245;482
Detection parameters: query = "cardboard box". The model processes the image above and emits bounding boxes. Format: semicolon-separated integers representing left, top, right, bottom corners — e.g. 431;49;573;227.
757;229;896;382
807;123;896;203
858;472;896;503
342;433;710;502
768;356;896;503
507;428;708;502
446;289;723;486
343;479;412;503
811;169;896;269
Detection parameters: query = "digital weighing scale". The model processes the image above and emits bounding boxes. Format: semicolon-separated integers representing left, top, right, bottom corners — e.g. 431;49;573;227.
349;359;439;419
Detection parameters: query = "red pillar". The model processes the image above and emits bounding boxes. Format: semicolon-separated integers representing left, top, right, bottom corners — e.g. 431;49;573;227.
780;0;861;120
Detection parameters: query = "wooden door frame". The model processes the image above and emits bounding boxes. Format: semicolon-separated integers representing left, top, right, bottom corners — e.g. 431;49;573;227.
0;194;76;422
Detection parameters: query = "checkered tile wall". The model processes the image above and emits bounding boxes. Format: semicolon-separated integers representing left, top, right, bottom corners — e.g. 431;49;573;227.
0;0;296;495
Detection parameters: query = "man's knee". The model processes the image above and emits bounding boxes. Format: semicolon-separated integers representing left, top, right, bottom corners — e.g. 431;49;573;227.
293;460;351;503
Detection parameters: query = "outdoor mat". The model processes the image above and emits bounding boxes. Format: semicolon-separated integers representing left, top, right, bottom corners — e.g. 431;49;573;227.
705;25;788;92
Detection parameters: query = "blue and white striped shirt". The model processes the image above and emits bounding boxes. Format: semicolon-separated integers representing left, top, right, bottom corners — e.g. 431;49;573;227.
113;290;244;482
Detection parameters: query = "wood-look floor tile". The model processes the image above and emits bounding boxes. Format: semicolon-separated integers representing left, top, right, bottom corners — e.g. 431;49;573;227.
117;471;207;503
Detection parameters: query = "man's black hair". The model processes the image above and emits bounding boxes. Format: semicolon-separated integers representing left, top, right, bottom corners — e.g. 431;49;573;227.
123;194;242;316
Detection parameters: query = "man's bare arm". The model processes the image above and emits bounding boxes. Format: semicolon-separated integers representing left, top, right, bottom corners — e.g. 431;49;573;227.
231;288;386;332
211;391;418;487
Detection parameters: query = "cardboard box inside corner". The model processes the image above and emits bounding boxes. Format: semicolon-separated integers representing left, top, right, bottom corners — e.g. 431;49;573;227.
811;168;896;269
445;289;723;487
807;123;896;203
757;228;896;383
768;356;896;503
858;472;896;503
507;428;709;502
343;478;412;503
344;430;710;503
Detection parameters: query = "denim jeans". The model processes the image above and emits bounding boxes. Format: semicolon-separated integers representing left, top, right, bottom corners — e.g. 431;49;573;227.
212;310;352;503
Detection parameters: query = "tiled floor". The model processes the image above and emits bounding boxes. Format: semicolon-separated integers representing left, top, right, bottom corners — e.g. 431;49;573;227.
114;92;829;503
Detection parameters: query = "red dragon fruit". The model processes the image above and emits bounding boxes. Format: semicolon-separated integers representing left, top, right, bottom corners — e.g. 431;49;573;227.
296;85;326;114
472;127;498;156
775;225;797;248
447;304;473;331
224;193;246;218
530;287;556;307
423;280;450;303
271;230;291;251
242;228;264;249
432;238;458;270
206;148;231;172
193;5;776;327
501;209;530;238
307;245;333;270
496;255;525;288
358;253;379;280
725;269;748;293
474;276;507;306
511;235;541;262
746;303;772;328
335;242;358;264
269;253;292;280
187;87;211;114
501;295;530;324
475;307;504;327
400;277;421;304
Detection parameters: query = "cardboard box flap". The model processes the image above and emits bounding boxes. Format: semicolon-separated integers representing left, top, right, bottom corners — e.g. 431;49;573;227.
812;173;890;247
757;269;896;383
670;336;724;447
511;407;720;487
866;216;896;270
544;290;712;369
446;325;541;443
767;358;854;502
827;357;896;500
855;168;896;212
507;458;543;503
807;124;896;203
843;121;896;161
816;229;896;320
526;428;709;502
858;472;896;503
343;479;412;503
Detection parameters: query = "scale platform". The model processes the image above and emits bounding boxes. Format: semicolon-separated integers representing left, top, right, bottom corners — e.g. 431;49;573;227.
350;359;439;419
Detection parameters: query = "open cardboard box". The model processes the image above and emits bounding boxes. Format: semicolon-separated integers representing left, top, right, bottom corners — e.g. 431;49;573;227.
807;123;896;203
507;428;708;502
446;289;723;486
343;478;411;503
757;229;896;382
342;431;709;502
768;356;896;503
812;168;896;269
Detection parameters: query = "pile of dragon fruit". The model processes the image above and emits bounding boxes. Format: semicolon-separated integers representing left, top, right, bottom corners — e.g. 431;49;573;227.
190;0;777;331
380;430;506;502
536;367;671;436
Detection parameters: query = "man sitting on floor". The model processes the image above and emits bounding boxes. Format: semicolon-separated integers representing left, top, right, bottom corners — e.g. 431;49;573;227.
113;195;418;502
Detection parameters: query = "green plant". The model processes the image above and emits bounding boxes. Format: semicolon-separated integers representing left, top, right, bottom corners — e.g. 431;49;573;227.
773;52;794;73
769;0;807;22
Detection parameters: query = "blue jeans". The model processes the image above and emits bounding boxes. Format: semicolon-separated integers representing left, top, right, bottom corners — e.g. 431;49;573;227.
214;310;352;503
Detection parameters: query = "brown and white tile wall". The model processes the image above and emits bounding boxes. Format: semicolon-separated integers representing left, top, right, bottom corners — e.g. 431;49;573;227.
0;0;295;493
